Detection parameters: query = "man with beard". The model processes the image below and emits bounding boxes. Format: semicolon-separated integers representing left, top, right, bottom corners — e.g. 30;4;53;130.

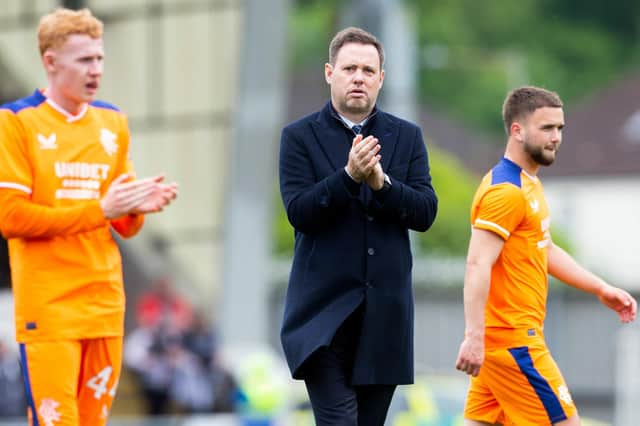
278;27;438;425
455;86;637;426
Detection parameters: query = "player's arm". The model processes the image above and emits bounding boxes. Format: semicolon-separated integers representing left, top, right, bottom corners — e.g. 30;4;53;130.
0;110;108;238
110;214;143;238
0;189;107;239
108;119;145;238
455;228;504;377
107;120;177;238
548;241;636;323
0;175;166;239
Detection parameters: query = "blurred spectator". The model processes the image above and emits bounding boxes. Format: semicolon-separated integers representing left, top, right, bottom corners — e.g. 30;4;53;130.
173;311;238;414
183;311;217;366
0;339;27;417
124;323;178;415
136;277;193;332
126;288;239;416
169;348;215;413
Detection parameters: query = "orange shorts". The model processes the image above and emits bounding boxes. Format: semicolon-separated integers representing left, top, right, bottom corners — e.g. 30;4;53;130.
464;329;577;425
19;337;122;426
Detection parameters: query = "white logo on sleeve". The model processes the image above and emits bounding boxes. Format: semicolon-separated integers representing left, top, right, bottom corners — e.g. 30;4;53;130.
529;198;539;213
38;133;57;150
38;398;62;425
558;384;573;405
100;129;118;156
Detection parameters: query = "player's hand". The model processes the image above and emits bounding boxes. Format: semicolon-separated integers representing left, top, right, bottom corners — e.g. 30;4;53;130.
345;134;381;182
100;173;164;219
598;284;637;323
366;162;385;191
455;335;484;377
131;181;178;214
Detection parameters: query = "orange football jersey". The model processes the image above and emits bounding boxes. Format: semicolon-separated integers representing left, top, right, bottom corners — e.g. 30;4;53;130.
471;157;551;335
0;90;144;343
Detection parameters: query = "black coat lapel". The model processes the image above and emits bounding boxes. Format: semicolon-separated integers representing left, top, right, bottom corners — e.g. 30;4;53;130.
367;111;398;172
310;102;352;171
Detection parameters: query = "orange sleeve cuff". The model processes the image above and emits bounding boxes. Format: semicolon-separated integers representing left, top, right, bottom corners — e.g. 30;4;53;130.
110;213;144;238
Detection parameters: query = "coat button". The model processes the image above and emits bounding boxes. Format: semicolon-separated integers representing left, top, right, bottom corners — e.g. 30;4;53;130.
365;281;372;288
367;215;374;222
367;248;375;256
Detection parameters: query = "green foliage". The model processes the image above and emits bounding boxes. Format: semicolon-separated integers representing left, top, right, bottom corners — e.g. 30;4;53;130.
418;146;477;256
272;187;294;257
288;0;338;68
289;0;640;136
284;0;636;256
405;0;640;136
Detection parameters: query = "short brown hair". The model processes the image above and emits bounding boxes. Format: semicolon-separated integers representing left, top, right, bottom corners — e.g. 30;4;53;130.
329;27;384;68
37;8;103;56
502;86;563;135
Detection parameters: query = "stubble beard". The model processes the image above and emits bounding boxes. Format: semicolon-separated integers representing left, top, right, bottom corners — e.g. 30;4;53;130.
524;139;557;167
339;96;372;117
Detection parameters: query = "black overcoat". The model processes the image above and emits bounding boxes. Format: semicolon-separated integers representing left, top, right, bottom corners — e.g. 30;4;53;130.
278;102;438;385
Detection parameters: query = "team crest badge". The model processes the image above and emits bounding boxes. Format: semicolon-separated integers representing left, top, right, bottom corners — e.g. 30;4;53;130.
100;128;118;156
38;398;62;425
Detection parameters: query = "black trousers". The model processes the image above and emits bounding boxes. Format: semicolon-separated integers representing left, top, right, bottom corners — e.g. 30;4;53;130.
301;306;397;426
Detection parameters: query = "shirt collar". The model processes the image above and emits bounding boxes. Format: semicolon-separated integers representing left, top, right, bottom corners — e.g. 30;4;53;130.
44;92;88;123
338;114;368;129
328;102;378;131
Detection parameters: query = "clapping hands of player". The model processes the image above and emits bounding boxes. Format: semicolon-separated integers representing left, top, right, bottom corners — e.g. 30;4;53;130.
346;134;382;187
598;284;637;323
100;173;178;219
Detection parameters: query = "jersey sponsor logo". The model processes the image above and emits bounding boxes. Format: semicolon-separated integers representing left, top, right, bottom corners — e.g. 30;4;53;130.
529;198;539;213
38;133;57;150
100;128;118;156
53;162;110;200
38;398;62;426
55;188;100;199
54;162;110;180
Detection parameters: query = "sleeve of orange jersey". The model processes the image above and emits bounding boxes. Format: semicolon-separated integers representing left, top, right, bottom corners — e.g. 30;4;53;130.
472;184;526;240
109;114;144;239
0;110;108;239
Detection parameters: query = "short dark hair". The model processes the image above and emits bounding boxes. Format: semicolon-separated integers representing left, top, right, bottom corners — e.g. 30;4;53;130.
329;27;384;68
502;86;563;135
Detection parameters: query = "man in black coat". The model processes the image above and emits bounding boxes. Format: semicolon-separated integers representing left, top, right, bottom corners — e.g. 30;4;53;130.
278;27;438;425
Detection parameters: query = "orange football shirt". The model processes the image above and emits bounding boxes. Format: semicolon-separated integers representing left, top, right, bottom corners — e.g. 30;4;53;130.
471;157;551;337
0;90;144;343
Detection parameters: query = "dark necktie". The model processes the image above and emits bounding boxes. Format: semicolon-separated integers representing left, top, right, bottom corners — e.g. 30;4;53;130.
352;124;362;135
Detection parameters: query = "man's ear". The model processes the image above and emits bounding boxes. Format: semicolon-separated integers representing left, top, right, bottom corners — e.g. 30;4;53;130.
324;63;333;85
42;51;56;73
511;122;524;142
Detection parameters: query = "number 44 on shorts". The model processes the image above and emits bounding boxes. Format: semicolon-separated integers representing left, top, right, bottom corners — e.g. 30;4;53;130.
86;366;118;400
